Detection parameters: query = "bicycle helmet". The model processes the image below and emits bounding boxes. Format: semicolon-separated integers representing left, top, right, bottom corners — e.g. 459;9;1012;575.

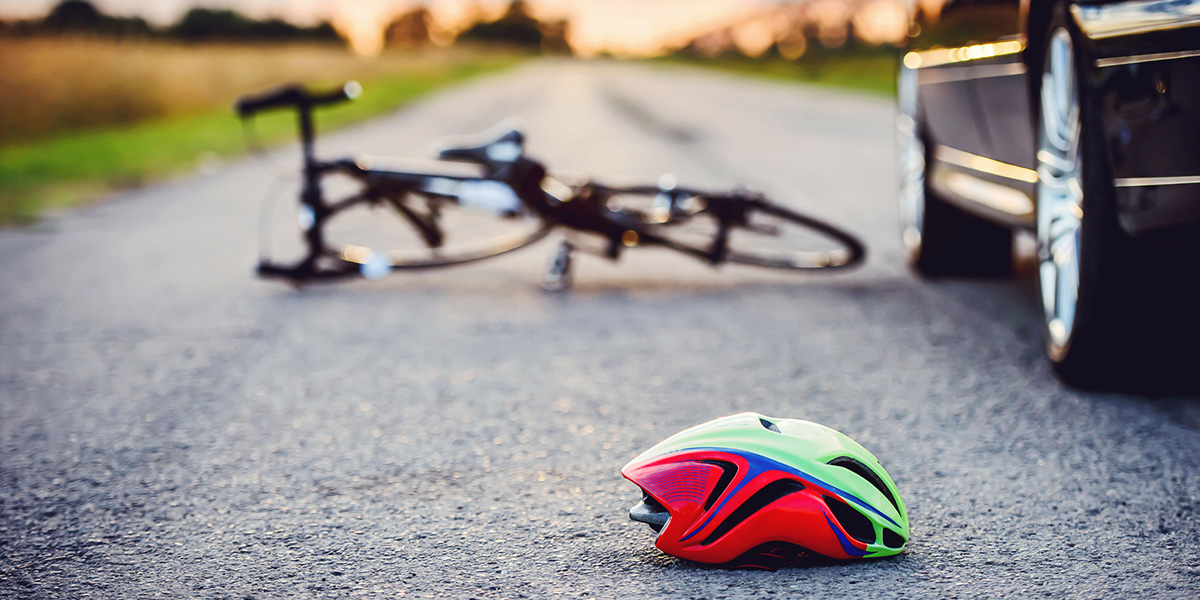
621;412;908;569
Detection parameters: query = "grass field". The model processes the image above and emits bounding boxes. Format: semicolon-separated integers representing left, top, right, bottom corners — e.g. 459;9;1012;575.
0;37;896;225
0;38;525;224
660;48;899;97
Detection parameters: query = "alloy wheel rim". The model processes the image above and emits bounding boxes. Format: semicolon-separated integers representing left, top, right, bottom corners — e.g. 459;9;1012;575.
896;65;926;258
1036;28;1084;354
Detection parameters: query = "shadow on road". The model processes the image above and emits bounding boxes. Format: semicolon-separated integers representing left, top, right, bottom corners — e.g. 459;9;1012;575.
916;266;1200;400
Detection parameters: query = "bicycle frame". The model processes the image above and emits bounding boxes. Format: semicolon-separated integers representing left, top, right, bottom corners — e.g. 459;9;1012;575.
262;122;740;279
240;82;865;284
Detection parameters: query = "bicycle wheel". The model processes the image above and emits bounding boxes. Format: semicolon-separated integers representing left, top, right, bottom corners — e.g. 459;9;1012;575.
603;186;864;271
722;200;865;270
319;187;552;277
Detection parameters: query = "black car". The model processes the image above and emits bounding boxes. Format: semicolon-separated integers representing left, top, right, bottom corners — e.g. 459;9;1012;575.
896;0;1200;387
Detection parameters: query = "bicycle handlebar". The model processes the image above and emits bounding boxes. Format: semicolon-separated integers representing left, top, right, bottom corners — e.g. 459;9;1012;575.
235;81;362;118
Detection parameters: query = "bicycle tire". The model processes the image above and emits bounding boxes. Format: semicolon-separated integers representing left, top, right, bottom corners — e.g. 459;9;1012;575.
600;185;864;271
722;199;865;270
319;191;553;275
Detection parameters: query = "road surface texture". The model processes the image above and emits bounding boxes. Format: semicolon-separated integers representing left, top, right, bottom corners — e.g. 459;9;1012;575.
2;60;1198;599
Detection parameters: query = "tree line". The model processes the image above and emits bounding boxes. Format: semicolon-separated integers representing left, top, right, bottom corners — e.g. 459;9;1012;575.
0;0;343;43
384;1;569;54
0;0;570;52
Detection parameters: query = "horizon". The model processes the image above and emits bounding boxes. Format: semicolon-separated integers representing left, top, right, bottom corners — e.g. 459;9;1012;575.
0;0;909;57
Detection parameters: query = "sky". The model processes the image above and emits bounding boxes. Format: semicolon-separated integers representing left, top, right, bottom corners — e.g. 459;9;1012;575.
0;0;790;56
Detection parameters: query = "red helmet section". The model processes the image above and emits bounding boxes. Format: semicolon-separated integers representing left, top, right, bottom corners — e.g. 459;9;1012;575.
622;449;870;566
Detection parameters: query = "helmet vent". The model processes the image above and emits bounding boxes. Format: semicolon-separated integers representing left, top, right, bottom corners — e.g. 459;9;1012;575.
823;495;875;544
827;456;901;515
701;479;806;546
882;528;906;549
698;460;738;511
759;418;781;433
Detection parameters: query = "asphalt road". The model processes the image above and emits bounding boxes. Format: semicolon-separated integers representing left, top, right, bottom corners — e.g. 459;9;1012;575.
2;60;1198;599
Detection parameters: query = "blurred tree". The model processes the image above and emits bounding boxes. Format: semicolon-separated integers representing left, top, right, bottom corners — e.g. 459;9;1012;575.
458;0;542;48
42;0;101;31
802;20;821;49
384;7;433;49
171;9;253;40
168;8;341;43
539;18;571;55
40;0;152;37
309;22;340;41
843;20;858;50
0;19;38;36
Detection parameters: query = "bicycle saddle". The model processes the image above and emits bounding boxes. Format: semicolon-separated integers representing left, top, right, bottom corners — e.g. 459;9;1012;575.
433;128;525;176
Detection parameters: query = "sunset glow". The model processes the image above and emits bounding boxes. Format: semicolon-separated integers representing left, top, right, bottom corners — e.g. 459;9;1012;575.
0;0;911;57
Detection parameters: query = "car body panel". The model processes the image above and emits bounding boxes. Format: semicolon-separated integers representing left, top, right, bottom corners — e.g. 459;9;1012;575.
902;0;1200;239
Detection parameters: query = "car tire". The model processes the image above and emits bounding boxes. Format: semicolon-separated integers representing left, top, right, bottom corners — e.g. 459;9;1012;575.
896;62;1014;277
1034;4;1165;389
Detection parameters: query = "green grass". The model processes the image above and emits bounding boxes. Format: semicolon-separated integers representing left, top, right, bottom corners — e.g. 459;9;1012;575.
658;49;899;98
0;53;524;225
